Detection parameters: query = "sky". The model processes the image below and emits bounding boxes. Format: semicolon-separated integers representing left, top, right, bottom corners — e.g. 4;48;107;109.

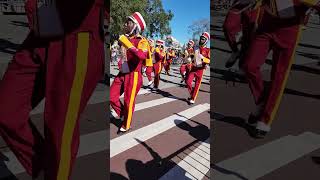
161;0;210;45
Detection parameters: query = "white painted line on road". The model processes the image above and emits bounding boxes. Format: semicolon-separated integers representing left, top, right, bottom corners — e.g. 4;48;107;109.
160;139;210;180
109;95;182;119
110;103;210;158
135;96;179;111
213;132;320;180
1;130;108;177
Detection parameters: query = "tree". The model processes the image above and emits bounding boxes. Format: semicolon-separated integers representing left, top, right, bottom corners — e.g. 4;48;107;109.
144;0;174;39
187;18;210;44
109;0;173;40
110;0;148;36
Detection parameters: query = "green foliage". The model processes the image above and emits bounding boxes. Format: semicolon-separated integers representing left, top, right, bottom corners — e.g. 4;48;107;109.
110;0;173;39
110;0;148;35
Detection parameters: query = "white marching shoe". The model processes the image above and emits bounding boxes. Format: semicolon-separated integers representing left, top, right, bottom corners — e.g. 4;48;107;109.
148;80;154;86
111;108;120;120
119;127;127;132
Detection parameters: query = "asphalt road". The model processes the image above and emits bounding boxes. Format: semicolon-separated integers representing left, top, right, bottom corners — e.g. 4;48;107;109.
109;65;211;180
211;13;320;180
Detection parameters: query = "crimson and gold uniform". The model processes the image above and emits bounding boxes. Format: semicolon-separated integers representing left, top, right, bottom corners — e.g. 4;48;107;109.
145;40;155;85
180;40;195;82
110;12;148;132
0;0;105;179
153;40;166;89
186;33;210;103
164;48;175;75
242;0;320;136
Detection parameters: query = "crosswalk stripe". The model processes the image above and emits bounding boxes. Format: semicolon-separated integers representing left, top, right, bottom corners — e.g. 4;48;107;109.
110;95;181;119
135;96;179;111
160;139;210;180
194;143;210;155
1;130;108;177
110;103;210;158
213;132;320;180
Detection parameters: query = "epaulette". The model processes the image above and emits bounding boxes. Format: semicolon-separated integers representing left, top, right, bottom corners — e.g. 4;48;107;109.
136;34;146;40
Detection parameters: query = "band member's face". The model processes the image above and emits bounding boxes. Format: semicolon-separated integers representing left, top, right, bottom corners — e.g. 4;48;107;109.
156;45;163;49
187;43;192;48
124;19;135;34
199;36;207;45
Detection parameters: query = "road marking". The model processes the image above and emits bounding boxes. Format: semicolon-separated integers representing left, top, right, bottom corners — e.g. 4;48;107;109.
213;132;320;180
110;95;181;119
135;96;179;111
1;130;108;177
160;139;210;180
110;103;210;158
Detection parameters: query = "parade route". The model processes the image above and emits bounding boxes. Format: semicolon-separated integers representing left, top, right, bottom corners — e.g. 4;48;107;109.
109;65;211;180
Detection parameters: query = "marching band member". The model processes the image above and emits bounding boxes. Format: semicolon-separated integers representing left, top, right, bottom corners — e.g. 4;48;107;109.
153;40;166;90
110;12;148;134
180;40;195;83
0;0;105;179
242;0;320;138
145;39;155;86
186;32;210;104
164;47;175;76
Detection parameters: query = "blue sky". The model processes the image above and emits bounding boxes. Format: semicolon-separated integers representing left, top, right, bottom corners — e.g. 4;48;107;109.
162;0;210;45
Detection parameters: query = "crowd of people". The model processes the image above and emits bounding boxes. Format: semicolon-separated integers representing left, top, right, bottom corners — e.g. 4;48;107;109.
109;12;210;134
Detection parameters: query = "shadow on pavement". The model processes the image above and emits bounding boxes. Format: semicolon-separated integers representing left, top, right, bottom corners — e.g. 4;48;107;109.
266;57;320;75
311;156;320;165
123;139;177;180
284;88;320;100
212;164;249;180
297;51;320;60
118;118;210;179
148;88;190;104
158;77;210;94
298;43;320;50
213;113;248;130
0;152;18;180
10;21;28;27
110;173;128;180
291;63;320;75
0;39;20;55
212;68;247;84
174;118;210;142
213;113;258;138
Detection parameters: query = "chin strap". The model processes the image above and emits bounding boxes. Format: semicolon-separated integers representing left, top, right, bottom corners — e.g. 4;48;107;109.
125;24;137;37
